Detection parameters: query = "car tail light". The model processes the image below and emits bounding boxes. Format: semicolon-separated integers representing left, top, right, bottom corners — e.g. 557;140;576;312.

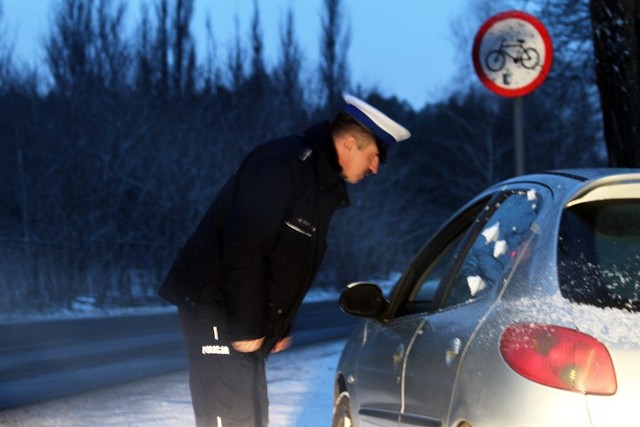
500;323;617;395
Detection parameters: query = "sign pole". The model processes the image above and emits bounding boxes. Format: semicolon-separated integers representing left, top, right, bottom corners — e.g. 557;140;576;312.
513;97;524;175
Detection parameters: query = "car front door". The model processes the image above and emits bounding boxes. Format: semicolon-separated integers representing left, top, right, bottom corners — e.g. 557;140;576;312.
350;197;490;426
352;316;425;426
349;210;477;426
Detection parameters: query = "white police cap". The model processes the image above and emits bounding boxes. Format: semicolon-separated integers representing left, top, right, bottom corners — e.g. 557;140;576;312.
342;94;411;150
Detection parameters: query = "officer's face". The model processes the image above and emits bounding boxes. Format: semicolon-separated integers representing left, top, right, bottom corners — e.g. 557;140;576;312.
341;137;380;184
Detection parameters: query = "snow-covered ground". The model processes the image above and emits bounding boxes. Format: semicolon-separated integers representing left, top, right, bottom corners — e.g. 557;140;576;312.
0;338;347;427
0;277;398;426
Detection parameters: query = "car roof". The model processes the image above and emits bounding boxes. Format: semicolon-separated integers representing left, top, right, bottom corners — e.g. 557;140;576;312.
493;168;640;195
462;168;640;215
507;168;640;183
548;168;640;181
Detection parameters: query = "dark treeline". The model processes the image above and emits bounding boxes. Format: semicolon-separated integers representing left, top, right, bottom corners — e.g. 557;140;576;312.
0;0;605;314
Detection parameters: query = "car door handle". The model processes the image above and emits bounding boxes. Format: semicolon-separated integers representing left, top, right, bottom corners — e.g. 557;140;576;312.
393;343;405;367
445;337;462;367
393;343;405;383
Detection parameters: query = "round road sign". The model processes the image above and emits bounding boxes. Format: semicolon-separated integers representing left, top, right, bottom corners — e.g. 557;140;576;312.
472;10;553;97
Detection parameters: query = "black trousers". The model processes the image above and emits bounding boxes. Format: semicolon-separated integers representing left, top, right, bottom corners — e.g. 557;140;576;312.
178;308;269;427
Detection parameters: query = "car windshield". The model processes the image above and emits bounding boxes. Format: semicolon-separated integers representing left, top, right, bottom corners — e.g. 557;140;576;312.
558;200;640;312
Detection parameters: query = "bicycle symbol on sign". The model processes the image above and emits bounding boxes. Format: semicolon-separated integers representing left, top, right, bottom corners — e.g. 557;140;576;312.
484;38;540;72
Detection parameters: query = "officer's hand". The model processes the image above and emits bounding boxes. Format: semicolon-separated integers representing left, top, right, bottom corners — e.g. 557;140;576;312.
232;337;265;353
271;336;292;353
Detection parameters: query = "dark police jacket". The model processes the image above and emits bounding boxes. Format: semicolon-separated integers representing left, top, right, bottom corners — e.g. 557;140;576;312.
158;122;350;351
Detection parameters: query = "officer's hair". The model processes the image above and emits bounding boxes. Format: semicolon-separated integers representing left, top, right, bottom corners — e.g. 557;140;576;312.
330;112;377;150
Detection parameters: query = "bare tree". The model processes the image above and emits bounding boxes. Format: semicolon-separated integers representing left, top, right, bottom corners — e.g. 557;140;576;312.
134;4;154;96
45;0;130;95
248;0;268;96
319;0;350;111
226;17;247;93
155;0;170;97
171;0;195;97
201;15;221;94
531;1;606;167
45;0;94;95
132;0;196;98
275;9;303;104
590;0;640;166
270;7;310;134
0;1;15;91
95;0;130;91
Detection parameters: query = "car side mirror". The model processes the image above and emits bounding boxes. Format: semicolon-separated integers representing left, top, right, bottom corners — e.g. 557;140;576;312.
339;282;389;319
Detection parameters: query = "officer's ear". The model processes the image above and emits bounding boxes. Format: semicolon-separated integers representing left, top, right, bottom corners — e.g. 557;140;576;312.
335;134;354;160
343;134;357;153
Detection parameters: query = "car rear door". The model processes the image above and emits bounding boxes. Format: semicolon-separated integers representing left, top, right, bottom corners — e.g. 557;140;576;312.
398;190;542;425
401;301;489;426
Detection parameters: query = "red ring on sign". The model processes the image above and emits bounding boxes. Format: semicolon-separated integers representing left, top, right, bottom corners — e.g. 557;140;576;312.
472;10;553;97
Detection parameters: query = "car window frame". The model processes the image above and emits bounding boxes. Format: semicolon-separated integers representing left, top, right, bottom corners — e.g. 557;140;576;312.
386;188;544;320
385;194;497;319
433;190;543;310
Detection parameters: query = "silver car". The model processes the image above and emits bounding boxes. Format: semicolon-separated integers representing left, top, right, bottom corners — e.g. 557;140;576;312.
333;169;640;427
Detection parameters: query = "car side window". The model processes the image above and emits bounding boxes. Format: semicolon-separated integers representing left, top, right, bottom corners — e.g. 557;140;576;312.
404;232;466;313
442;191;540;308
398;202;487;316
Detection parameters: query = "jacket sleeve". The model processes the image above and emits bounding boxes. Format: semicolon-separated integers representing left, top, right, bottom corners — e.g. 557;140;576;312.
221;150;297;341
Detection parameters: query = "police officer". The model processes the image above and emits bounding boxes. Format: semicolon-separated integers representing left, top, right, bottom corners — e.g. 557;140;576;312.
159;94;411;426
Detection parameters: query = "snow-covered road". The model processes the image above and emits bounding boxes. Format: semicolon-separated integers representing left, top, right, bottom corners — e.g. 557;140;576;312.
0;338;346;427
